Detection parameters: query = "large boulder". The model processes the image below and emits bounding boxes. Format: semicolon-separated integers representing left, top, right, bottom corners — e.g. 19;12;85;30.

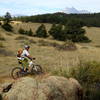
0;76;83;100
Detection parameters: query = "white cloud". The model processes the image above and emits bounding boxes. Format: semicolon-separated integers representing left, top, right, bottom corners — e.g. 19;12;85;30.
0;0;100;15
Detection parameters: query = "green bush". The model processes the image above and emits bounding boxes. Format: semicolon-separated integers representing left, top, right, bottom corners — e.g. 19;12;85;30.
49;24;65;41
35;24;48;38
71;61;100;84
70;61;100;100
18;28;26;34
28;29;33;36
18;28;33;36
49;20;90;42
37;39;77;51
50;61;100;100
2;23;13;32
63;20;90;42
56;41;77;51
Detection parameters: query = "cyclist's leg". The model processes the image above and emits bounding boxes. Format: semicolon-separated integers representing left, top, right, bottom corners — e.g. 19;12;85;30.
28;61;33;72
22;58;29;72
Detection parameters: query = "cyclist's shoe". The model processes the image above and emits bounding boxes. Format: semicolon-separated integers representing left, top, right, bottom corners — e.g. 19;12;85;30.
26;68;28;72
21;68;28;73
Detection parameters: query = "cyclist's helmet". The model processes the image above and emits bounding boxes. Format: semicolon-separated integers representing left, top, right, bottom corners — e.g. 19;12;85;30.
24;45;30;49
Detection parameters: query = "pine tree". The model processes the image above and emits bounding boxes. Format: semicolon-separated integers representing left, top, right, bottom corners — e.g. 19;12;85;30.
28;29;33;36
49;24;65;41
4;12;12;24
2;12;13;32
35;24;48;38
63;19;90;42
18;28;25;34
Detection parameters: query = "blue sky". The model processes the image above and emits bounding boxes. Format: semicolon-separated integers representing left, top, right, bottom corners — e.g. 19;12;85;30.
0;0;100;16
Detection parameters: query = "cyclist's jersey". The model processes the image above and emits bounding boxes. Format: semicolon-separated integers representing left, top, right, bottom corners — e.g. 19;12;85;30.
21;49;30;58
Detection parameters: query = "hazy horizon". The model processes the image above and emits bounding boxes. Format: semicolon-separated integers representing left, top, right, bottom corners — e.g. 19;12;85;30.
0;0;100;16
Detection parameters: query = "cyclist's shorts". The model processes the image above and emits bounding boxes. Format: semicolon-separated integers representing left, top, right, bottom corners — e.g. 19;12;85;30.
21;58;29;68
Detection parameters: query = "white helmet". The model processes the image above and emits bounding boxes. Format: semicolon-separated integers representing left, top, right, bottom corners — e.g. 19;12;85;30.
24;45;30;49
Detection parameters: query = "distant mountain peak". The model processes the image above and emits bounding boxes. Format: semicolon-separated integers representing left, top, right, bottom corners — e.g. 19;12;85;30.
62;7;90;14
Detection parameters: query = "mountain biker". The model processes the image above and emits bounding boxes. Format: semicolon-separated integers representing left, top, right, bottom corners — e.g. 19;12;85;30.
17;45;33;72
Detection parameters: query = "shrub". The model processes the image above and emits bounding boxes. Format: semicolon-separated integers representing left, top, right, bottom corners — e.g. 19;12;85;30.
49;20;90;42
70;61;100;84
37;39;76;51
63;20;90;42
35;24;48;38
51;67;69;78
49;61;100;100
56;41;77;51
18;28;26;34
2;23;13;32
18;28;33;36
70;61;100;100
28;29;33;36
49;24;65;41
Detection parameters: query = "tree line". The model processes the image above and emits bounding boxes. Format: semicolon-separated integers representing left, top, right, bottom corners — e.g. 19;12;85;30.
14;12;100;27
34;21;90;42
0;12;90;43
19;20;90;43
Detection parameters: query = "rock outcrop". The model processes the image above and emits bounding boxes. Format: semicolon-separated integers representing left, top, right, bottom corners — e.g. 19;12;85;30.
0;76;83;100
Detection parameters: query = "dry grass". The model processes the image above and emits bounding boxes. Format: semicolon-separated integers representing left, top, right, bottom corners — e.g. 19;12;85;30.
15;35;29;40
0;34;5;41
12;22;52;34
0;42;4;48
0;23;100;80
84;27;100;45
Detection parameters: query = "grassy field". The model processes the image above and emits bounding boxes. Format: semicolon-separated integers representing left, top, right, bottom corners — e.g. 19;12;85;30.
12;22;52;34
0;22;100;80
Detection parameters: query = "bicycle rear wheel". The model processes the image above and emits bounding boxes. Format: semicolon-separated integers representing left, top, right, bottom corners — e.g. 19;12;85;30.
11;67;23;79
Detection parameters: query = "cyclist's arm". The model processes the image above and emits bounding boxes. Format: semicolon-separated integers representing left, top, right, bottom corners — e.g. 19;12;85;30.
26;55;33;61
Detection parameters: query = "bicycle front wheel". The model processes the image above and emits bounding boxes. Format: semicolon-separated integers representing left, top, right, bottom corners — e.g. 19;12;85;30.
31;65;43;75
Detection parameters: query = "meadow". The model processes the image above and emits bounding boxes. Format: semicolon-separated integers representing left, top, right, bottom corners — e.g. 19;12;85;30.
0;22;100;78
0;22;100;99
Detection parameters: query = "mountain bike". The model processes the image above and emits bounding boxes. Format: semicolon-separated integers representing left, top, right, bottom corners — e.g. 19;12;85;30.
11;58;43;79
